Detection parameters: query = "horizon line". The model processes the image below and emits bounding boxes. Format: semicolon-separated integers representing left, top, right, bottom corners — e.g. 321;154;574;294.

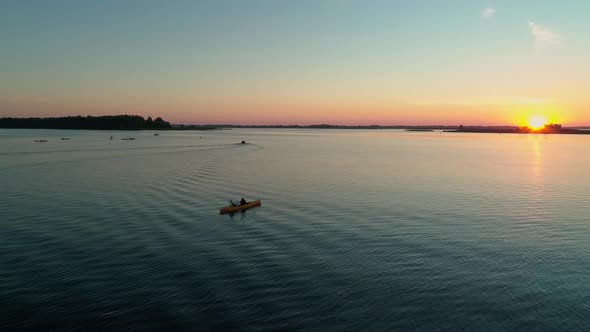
178;123;590;128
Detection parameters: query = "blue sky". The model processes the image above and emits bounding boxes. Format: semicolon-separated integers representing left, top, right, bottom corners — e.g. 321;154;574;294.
1;1;589;124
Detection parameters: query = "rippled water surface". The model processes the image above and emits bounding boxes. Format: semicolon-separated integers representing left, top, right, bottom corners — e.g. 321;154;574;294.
1;128;590;330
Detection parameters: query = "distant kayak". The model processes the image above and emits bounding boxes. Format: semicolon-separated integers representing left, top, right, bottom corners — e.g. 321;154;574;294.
219;200;261;214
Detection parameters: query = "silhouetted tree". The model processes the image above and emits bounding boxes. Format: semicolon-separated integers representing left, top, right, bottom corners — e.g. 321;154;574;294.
145;116;154;128
153;117;171;128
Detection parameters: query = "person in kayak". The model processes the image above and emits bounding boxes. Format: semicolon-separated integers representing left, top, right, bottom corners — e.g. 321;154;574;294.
240;198;248;206
229;200;237;207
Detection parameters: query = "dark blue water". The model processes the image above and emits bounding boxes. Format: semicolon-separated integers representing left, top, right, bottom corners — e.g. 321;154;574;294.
1;129;589;330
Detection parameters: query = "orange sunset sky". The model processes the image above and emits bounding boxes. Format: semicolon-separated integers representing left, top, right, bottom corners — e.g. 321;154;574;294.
2;1;589;126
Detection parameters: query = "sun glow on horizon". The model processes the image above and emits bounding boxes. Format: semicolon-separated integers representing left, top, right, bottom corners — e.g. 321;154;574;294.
527;115;548;130
512;102;565;129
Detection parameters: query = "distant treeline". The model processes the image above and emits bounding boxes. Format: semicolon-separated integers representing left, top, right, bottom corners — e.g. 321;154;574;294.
209;124;461;129
0;115;172;130
172;124;222;131
450;124;590;135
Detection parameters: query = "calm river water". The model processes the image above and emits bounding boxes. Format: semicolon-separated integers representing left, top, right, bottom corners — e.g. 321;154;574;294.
1;128;589;330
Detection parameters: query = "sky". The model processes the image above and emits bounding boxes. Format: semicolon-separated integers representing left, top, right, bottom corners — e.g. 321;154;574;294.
1;0;589;125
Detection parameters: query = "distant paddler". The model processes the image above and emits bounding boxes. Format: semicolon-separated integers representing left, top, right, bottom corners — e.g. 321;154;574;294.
220;199;261;214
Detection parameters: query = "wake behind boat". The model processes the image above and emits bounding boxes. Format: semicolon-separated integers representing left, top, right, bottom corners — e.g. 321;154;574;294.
219;200;261;214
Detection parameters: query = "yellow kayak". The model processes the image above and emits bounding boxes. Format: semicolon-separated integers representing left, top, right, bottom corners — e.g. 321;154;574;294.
219;200;261;214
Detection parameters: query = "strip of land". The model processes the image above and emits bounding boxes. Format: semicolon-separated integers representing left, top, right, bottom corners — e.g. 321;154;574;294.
446;124;590;135
0;115;224;130
2;116;589;135
205;124;590;134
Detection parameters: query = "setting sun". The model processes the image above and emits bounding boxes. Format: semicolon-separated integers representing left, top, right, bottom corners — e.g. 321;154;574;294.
527;116;548;130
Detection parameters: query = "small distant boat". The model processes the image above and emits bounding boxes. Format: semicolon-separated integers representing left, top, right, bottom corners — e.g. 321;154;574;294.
121;137;135;141
154;133;159;136
60;137;70;140
34;139;48;143
219;200;261;214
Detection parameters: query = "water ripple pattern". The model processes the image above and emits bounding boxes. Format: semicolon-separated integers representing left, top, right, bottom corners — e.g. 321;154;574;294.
1;129;589;331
